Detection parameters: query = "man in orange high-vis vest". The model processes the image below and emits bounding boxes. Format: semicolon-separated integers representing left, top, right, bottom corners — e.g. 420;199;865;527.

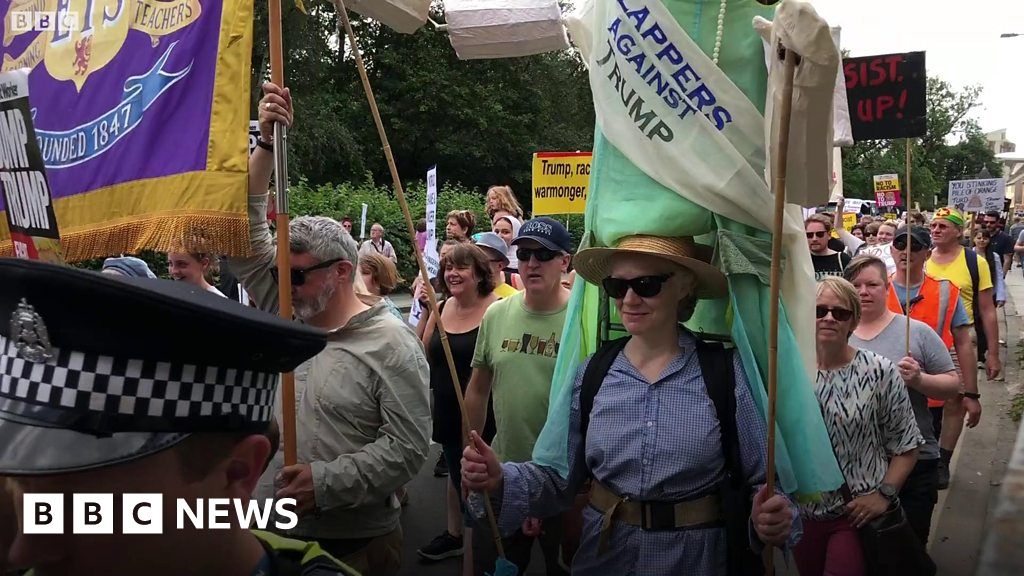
888;226;979;491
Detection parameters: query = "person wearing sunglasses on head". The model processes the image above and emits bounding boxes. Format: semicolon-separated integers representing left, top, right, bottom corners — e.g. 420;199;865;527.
886;226;978;493
842;255;958;547
806;213;851;281
228;82;430;576
461;235;796;575
794;277;922;576
462;216;574;576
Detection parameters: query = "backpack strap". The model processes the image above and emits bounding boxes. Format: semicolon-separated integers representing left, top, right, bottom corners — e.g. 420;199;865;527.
694;340;741;488
965;247;980;302
577;336;631;475
695;340;765;576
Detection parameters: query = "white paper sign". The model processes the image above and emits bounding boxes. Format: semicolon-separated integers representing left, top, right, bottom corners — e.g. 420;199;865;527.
359;203;368;240
948;178;1006;213
407;245;441;328
426;166;438;247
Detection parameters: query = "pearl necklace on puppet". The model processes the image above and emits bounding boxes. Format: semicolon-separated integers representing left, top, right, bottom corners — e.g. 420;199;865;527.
712;0;726;65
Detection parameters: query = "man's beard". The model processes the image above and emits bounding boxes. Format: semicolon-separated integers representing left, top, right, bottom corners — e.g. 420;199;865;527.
294;281;338;320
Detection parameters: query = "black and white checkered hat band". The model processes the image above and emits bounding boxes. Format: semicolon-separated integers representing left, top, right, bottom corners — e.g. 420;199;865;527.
0;335;278;434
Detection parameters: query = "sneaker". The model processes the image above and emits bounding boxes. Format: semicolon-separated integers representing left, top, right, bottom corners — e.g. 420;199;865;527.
433;452;448;477
938;459;950;490
417;531;464;561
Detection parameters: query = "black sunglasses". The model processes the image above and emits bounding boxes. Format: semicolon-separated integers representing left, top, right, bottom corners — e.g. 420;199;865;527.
816;305;854;322
866;232;877;237
516;247;560;263
602;274;673;299
806;231;828;239
892;238;925;252
270;258;344;287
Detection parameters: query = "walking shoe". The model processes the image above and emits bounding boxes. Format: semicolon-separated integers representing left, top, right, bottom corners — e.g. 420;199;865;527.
417;531;464;561
938;458;950;490
433;452;448;477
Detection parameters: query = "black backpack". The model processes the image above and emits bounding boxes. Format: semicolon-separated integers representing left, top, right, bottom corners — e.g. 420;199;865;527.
577;335;765;576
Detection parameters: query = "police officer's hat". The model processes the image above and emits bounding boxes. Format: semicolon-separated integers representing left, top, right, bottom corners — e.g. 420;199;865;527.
0;258;326;475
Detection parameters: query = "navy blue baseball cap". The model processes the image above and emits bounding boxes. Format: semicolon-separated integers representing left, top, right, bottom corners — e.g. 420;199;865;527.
512;217;573;253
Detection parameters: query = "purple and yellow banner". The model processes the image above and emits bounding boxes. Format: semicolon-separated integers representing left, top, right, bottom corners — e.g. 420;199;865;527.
0;0;254;260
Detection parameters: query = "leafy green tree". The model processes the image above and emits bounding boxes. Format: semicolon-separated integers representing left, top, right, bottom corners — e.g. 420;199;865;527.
249;2;595;208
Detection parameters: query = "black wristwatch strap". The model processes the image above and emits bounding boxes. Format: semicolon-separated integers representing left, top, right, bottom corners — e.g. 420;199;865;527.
256;138;273;151
960;391;981;400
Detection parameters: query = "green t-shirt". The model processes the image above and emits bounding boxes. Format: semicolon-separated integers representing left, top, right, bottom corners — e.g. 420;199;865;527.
472;290;566;463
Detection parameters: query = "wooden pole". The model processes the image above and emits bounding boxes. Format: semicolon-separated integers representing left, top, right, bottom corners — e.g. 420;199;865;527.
333;0;507;560
267;0;298;467
765;44;798;573
905;139;912;354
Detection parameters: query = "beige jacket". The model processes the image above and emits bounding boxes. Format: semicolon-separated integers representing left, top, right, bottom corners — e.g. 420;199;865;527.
231;194;430;539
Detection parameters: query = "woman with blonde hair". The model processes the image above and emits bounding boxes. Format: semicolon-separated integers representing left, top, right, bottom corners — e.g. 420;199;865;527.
461;235;794;574
794;276;923;576
485;185;524;221
358;251;404;320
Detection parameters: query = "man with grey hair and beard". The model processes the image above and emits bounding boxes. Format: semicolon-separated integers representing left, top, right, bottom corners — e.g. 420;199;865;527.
230;82;430;576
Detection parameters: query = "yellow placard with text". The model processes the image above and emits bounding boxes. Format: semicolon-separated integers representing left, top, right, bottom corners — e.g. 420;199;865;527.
532;152;591;215
842;213;857;230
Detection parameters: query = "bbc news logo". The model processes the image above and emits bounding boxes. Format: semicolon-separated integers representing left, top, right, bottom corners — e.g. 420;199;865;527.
23;494;298;534
9;11;80;33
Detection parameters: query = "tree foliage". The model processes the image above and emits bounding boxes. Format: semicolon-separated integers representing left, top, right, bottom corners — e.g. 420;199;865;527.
289;177;487;282
841;78;1002;210
250;2;596;210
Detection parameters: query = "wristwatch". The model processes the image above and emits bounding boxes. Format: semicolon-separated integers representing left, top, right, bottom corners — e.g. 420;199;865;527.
878;483;898;502
960;391;981;400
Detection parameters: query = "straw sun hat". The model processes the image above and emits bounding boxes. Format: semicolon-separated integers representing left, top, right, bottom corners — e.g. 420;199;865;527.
573;235;727;299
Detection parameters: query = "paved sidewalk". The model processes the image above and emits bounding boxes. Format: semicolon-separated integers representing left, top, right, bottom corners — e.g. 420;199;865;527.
929;271;1022;575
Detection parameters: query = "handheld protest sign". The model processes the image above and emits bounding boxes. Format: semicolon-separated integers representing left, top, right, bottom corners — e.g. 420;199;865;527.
843;52;927;141
532;152;591;216
0;70;64;263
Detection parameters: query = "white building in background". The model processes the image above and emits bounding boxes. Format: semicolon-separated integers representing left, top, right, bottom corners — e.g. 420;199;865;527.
987;130;1024;213
986;129;1017;156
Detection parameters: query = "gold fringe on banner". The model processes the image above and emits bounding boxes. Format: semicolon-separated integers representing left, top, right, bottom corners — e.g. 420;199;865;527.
0;214;250;262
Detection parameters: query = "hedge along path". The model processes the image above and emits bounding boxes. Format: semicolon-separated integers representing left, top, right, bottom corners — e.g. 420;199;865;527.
331;0;512;568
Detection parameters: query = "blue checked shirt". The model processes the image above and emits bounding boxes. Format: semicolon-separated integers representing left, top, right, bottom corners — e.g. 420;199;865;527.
498;332;795;575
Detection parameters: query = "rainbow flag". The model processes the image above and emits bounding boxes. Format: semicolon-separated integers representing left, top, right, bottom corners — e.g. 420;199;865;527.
0;0;255;260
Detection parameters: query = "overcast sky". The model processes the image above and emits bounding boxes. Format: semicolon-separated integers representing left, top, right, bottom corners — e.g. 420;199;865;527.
810;0;1024;146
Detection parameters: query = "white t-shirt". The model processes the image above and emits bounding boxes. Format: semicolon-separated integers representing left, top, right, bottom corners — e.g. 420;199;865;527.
206;285;227;298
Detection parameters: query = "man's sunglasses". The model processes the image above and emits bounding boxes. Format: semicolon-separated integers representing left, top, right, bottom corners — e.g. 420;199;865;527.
806;231;828;239
816;305;854;321
516;248;560;263
866;232;877;237
602;274;673;299
892;238;925;252
270;258;344;286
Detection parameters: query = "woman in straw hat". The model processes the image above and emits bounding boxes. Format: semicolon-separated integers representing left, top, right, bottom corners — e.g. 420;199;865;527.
461;235;794;575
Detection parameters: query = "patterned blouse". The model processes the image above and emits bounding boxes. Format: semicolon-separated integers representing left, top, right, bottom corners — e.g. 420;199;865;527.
802;349;923;520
